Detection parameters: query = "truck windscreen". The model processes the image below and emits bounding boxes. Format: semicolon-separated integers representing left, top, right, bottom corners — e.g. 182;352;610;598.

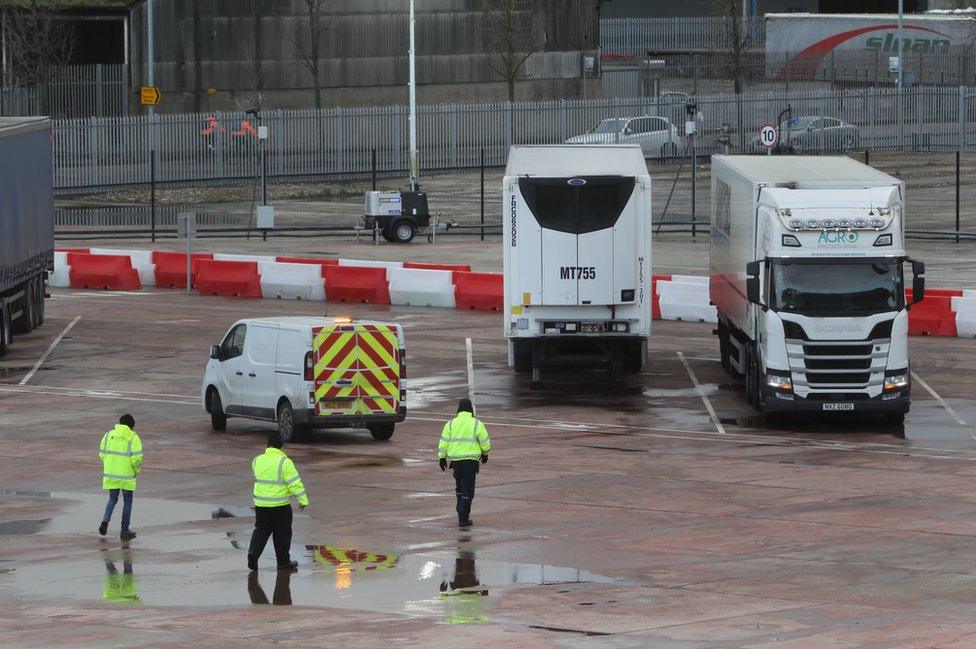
769;259;904;316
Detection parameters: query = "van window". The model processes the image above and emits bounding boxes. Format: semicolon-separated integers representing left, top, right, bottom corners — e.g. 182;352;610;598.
220;324;246;360
520;176;635;235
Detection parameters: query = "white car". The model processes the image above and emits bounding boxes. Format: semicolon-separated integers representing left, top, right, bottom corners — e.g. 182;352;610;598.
566;116;680;158
202;317;406;442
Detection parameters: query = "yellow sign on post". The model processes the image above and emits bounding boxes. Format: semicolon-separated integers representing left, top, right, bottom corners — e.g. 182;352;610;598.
140;86;161;105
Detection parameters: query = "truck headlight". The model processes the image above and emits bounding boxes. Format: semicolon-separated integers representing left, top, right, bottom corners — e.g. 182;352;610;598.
765;372;793;392
884;372;909;391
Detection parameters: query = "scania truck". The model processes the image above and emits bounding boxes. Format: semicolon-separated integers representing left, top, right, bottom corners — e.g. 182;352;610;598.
503;144;651;384
0;117;53;356
710;155;924;423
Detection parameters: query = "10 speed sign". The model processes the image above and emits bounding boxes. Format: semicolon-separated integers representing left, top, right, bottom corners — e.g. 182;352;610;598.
758;123;778;149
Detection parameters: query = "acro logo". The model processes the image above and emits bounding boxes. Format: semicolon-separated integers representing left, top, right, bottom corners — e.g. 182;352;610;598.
818;231;859;244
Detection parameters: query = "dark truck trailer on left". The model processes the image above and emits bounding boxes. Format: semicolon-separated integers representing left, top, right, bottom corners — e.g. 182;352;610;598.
0;117;54;355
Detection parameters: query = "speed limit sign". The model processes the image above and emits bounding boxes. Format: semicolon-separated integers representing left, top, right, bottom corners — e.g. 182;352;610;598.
758;123;778;150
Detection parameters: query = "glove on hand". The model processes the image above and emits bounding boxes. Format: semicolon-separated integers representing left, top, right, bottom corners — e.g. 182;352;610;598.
480;454;488;464
439;458;447;471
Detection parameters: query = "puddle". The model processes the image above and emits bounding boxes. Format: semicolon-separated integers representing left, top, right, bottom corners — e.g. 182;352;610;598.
644;385;718;398
1;539;636;621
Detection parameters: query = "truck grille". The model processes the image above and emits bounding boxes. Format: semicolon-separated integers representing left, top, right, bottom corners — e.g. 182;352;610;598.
785;321;891;392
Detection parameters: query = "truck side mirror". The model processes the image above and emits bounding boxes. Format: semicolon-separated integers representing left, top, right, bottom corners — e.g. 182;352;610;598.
210;345;221;360
745;261;761;305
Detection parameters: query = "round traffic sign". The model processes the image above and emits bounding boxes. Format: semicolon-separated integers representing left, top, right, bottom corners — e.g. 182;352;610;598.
758;123;778;149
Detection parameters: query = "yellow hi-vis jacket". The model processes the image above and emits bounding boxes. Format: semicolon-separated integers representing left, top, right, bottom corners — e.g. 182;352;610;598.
252;447;309;508
438;412;491;463
99;424;143;491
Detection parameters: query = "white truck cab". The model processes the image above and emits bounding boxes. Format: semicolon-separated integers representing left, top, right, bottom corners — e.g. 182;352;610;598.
710;156;925;423
202;317;406;441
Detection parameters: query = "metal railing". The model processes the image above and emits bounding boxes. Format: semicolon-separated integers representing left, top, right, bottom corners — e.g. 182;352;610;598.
1;64;129;118
600;17;766;54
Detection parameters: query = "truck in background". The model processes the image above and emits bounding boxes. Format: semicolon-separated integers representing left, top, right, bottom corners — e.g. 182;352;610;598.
0;118;54;356
710;155;924;424
503;144;652;385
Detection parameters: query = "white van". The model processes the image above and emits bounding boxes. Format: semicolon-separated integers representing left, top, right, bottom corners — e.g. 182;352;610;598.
202;317;406;442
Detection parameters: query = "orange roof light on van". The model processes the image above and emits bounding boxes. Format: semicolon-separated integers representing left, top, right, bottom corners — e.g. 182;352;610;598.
333;316;353;323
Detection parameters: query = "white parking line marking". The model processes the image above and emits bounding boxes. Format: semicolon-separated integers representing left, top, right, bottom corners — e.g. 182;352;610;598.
677;351;727;435
911;370;968;427
19;316;82;386
466;337;476;411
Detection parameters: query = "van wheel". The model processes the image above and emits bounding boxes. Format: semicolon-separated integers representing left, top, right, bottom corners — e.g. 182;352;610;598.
0;300;11;357
277;400;306;442
368;423;395;441
209;389;227;431
391;220;416;244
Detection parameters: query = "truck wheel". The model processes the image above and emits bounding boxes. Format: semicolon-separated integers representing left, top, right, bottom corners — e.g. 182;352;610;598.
884;411;906;427
391;219;416;244
744;346;760;408
13;280;34;335
35;279;45;327
513;340;531;373
277;400;306;443
368;423;395;441
0;300;11;357
209;389;227;431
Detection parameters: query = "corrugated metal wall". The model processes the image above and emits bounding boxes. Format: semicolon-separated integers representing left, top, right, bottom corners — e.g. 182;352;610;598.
128;0;598;95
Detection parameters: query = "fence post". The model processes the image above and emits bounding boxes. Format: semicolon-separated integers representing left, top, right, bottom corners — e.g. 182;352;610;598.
88;116;98;188
480;147;485;243
95;64;103;118
958;86;967;154
956;149;961;244
150;149;156;243
560;98;567;142
371;148;377;190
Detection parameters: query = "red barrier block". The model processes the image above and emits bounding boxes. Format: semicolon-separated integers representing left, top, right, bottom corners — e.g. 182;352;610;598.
906;288;961;336
651;275;672;321
67;253;141;290
324;266;390;304
453;271;503;311
195;259;262;298
153;251;215;288
276;257;339;275
403;261;472;272
57;247;90;254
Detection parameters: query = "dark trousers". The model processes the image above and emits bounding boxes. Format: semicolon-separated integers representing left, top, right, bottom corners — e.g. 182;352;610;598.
451;460;479;523
103;489;133;531
248;504;293;566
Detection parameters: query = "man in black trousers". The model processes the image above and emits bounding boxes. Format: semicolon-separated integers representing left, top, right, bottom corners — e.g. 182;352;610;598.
248;432;308;571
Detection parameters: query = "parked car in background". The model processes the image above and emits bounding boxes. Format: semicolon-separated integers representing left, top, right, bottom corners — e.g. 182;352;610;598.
566;116;680;158
756;115;860;152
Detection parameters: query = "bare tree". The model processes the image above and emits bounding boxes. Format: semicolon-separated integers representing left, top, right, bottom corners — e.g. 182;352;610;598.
480;0;539;103
713;0;750;95
3;1;75;113
293;0;335;109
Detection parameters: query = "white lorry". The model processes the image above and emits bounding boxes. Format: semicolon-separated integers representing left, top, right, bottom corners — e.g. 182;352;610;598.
202;317;406;442
503;144;652;384
710;155;925;423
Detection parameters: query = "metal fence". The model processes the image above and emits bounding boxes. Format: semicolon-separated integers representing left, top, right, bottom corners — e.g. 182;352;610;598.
600;17;766;54
0;64;129;118
50;86;976;190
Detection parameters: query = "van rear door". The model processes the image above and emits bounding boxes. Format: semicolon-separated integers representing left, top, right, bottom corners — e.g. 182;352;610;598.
311;323;401;418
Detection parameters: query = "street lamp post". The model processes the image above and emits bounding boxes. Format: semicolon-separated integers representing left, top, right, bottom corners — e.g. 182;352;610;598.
408;0;419;191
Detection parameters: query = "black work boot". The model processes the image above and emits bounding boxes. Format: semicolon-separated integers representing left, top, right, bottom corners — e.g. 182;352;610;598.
459;519;473;528
278;561;299;571
98;520;108;536
120;529;137;541
247;555;259;571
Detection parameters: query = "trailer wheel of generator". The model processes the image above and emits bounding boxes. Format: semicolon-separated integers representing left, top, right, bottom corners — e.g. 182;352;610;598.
0;300;11;357
391;219;416;244
381;228;396;243
13;280;35;335
513;340;531;373
368;423;395;441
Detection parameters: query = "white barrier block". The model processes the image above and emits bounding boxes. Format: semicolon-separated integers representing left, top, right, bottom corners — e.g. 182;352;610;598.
953;297;976;337
49;251;70;287
259;262;326;301
91;248;156;287
338;259;403;273
961;290;976;299
388;267;456;308
657;280;717;323
214;253;277;265
669;275;709;286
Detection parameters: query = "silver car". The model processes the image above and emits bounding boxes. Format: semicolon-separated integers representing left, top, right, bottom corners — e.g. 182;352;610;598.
765;115;860;152
566;116;680;158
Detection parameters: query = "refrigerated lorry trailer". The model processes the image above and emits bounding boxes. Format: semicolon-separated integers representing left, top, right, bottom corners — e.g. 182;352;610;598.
0;117;53;356
503;144;652;384
710;155;924;422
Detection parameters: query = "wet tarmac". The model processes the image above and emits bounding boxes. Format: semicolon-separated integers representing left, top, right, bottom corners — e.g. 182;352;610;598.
2;288;976;647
